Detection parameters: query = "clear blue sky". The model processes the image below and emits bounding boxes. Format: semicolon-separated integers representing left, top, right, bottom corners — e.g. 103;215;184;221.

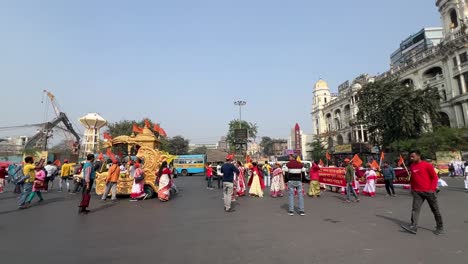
0;0;440;144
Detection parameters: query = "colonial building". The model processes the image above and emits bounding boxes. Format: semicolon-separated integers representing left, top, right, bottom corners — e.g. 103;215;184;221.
379;0;468;128
311;75;375;151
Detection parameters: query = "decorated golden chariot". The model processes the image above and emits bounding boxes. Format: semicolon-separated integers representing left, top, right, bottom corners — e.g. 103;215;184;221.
95;124;174;198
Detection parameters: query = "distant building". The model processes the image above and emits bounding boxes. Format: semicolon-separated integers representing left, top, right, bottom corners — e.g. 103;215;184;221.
288;123;312;159
0;136;28;156
217;136;228;151
311;75;375;152
271;139;288;156
189;143;218;152
390;28;444;67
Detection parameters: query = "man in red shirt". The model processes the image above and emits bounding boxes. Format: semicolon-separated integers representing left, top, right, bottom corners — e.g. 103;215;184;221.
401;150;444;235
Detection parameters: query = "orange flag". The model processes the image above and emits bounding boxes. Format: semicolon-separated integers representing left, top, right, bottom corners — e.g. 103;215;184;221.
103;132;113;141
352;154;363;168
380;151;385;161
319;159;324;167
159;127;167;137
398;155;405;167
132;124;143;134
144;119;152;128
371;160;379;170
106;149;117;163
326;151;331;161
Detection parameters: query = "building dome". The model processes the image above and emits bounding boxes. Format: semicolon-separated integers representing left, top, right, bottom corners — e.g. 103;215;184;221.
314;79;329;90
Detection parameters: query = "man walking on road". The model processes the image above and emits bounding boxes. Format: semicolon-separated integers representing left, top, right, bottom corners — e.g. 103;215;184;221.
101;160;120;201
59;159;72;192
401;150;444;235
382;161;396;197
220;155;239;213
344;158;360;203
262;161;272;187
284;154;306;216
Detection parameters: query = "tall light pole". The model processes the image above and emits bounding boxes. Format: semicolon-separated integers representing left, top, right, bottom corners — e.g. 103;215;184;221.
234;100;247;128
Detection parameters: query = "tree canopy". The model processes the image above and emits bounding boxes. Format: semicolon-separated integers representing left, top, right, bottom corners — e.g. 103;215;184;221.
260;136;274;156
190;146;208;155
166;136;190;155
226;120;258;151
356;79;441;147
307;137;327;162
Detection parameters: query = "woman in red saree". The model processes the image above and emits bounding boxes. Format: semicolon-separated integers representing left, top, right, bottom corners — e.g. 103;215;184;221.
235;161;247;197
130;163;146;201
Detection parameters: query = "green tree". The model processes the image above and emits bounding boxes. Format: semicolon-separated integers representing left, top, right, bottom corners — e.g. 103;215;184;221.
167;136;189;155
106;118;160;137
307;137;326;161
260;137;274;156
357;79;441;147
190;146;208;155
226;120;258;151
391;127;468;159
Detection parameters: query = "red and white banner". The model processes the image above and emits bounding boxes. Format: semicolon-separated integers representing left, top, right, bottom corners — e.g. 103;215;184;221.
319;167;410;188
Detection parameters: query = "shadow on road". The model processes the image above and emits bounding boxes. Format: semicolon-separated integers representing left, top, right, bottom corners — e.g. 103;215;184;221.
0;197;66;216
376;214;433;232
89;202;119;214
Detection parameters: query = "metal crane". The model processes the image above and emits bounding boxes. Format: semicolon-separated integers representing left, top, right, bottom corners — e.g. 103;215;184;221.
23;91;81;153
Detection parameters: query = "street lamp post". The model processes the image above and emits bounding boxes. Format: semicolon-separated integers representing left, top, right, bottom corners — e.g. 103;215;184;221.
234;100;247;128
234;100;247;155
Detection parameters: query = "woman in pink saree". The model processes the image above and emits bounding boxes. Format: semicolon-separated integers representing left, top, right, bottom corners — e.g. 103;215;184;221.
235;161;247;197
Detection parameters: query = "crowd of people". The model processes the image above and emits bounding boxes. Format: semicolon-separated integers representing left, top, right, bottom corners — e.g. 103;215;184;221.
2;154;179;214
2;149;467;236
209;150;468;235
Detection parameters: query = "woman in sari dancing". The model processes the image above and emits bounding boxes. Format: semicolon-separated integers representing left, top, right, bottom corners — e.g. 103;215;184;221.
248;163;265;197
270;163;284;197
157;161;172;202
362;165;377;197
235;161;247;197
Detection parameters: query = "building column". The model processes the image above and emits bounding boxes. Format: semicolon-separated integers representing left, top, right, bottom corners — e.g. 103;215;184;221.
355;130;360;142
360;125;365;143
460;74;467;94
462;102;468;127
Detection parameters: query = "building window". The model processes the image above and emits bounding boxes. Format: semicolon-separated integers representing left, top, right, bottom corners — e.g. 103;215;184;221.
450;9;459;29
453;57;458;67
324;98;327;103
456;76;463;95
441;90;447;101
460;52;468;64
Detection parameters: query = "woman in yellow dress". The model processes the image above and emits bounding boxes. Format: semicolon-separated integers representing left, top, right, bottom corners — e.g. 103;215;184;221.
248;163;265;197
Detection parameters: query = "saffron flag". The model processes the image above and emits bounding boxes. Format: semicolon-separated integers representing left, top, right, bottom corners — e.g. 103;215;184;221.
103;132;113;141
159;127;167;137
351;154;363;168
144;119;152;128
398;155;405;167
371;160;379;170
132;124;143;134
106;149;117;163
380;151;385;161
326;151;331;161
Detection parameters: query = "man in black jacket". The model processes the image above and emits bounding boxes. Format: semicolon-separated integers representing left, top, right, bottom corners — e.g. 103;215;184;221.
284;154;306;216
220;155;239;213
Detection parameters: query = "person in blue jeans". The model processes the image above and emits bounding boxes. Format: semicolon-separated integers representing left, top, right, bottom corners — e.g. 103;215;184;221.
344;158;360;203
18;156;41;209
284;154;306;216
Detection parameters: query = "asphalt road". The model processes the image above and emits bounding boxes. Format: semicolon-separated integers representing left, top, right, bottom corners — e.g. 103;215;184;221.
0;177;467;264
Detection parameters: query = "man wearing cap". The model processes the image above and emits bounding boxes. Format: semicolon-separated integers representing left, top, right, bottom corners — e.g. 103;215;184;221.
284;154;306;216
344;158;360;203
220;155;239;212
59;159;72;192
